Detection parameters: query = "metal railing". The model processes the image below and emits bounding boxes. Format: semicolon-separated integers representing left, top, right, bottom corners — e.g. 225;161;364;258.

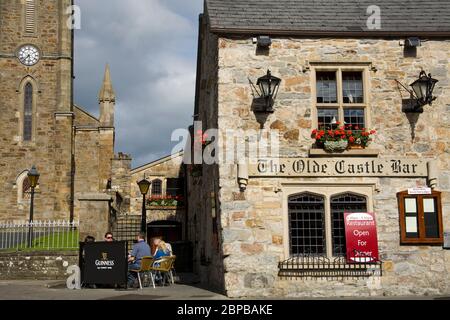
0;220;79;251
278;251;382;279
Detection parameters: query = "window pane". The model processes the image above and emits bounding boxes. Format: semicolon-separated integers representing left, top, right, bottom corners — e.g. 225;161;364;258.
24;83;33;141
342;72;364;103
151;179;162;196
404;198;419;238
316;72;337;103
289;193;325;256
317;108;338;130
424;198;439;238
166;178;184;196
331;193;367;257
344;108;365;130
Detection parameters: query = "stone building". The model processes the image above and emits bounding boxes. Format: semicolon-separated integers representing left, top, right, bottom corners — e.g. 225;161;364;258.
0;0;126;241
188;0;450;297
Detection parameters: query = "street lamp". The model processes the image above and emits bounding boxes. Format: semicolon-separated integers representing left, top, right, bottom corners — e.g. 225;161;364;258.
27;165;40;247
137;178;151;234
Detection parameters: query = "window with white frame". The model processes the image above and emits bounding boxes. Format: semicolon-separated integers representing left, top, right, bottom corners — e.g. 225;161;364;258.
315;67;369;131
288;190;369;258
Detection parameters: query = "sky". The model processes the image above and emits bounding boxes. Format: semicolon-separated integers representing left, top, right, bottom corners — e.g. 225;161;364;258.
74;0;204;168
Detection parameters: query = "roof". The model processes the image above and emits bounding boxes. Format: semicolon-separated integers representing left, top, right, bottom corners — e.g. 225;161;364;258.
205;0;450;36
131;151;184;174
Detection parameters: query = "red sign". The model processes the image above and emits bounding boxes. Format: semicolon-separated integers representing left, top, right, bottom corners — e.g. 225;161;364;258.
344;212;379;263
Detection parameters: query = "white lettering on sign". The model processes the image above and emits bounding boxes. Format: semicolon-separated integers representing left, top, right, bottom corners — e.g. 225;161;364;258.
408;187;432;195
249;158;429;178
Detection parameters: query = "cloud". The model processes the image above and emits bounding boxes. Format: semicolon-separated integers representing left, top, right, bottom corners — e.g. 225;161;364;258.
74;0;203;168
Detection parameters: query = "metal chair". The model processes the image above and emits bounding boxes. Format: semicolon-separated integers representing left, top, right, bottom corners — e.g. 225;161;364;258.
150;256;176;286
130;256;155;289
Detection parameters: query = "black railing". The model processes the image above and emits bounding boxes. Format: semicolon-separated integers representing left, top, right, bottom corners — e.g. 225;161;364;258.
278;251;382;279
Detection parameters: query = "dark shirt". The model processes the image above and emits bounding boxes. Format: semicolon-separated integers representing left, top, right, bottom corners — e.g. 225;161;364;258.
130;240;151;264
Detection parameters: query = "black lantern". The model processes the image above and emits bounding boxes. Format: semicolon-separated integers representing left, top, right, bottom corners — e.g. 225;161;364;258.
410;71;438;107
137;178;151;233
256;70;281;112
27;165;40;247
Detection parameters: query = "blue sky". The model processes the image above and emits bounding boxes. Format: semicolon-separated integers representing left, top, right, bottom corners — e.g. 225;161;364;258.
74;0;203;167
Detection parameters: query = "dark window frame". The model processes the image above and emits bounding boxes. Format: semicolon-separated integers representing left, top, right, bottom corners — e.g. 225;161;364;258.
397;191;443;245
151;179;162;196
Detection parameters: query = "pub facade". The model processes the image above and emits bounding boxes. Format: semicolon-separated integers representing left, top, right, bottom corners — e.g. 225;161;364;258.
187;0;450;297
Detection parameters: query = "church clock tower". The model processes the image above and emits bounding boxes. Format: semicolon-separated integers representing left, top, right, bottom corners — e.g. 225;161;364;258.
0;0;75;220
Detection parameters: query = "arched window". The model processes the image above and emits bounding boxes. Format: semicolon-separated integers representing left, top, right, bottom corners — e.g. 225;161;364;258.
24;0;37;34
16;171;31;205
152;179;162;196
288;193;326;256
330;193;367;256
23;82;33;141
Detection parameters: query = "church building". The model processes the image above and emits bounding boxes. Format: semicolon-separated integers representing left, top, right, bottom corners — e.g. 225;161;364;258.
0;0;122;240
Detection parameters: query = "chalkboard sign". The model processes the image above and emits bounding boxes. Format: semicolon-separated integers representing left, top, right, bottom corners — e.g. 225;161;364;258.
80;241;128;286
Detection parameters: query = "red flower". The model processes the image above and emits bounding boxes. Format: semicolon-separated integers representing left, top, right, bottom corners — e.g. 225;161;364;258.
336;121;341;125
370;130;376;135
312;129;318;135
347;130;353;135
349;136;355;143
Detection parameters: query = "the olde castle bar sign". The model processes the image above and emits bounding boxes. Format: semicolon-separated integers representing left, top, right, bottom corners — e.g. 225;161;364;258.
249;158;428;177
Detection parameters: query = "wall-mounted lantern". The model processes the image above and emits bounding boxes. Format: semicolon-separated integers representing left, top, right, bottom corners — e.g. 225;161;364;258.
254;70;281;113
409;71;438;108
396;71;438;113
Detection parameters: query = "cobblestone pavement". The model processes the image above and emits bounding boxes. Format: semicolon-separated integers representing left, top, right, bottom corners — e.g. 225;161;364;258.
0;280;228;300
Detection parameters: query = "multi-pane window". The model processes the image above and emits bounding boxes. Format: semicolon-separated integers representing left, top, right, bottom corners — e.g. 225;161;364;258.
316;72;337;103
331;193;367;256
151;179;162;196
166;178;184;197
315;68;367;130
289;192;368;258
22;177;32;200
397;191;443;245
289;193;326;256
24;83;33;141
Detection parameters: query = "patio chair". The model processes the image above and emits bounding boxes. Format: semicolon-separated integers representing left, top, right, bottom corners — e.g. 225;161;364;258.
151;255;176;286
130;256;155;289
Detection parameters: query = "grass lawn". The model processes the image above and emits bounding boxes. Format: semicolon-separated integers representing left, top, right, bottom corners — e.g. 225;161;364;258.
0;230;79;253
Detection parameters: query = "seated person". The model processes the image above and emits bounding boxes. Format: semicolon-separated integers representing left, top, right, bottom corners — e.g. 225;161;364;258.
152;238;171;260
104;232;114;242
127;233;151;288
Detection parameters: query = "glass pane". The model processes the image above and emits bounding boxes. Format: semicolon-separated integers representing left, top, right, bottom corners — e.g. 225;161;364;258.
404;198;419;238
330;193;367;257
317;108;338;130
342;72;364;103
24;83;33;141
424;198;439;238
288;193;326;256
405;198;417;213
405;217;418;234
166;178;184;196
151;180;162;196
316;72;337;103
344;108;365;131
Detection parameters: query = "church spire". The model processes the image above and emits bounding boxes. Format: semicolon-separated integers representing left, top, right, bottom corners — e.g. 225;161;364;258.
98;64;116;103
99;64;115;127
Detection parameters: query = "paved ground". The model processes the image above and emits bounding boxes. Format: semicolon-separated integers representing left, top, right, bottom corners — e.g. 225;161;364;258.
0;280;449;300
0;280;228;300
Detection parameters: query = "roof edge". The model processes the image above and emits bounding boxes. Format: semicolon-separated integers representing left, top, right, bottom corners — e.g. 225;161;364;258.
131;151;184;174
210;27;450;38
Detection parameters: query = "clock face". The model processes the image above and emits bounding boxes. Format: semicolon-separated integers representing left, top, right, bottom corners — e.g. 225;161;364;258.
18;45;40;66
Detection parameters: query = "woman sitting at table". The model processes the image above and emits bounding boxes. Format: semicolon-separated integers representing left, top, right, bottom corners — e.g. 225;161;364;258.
152;239;171;260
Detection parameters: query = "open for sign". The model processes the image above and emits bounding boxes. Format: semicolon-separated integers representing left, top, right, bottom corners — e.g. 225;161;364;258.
344;212;379;264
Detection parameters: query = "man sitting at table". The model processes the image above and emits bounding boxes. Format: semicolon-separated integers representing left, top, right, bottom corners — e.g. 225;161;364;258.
127;233;151;288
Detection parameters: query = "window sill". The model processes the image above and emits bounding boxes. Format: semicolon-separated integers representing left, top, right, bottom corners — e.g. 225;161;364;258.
309;148;380;158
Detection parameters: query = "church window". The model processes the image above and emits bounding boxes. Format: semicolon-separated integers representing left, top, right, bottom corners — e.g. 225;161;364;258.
24;82;33;141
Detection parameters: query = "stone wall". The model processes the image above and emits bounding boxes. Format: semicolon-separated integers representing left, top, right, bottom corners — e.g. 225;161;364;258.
111;153;132;213
186;17;225;293
193;30;450;297
0;251;78;280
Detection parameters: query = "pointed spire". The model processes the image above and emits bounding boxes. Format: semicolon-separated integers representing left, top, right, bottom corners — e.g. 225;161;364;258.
98;64;116;103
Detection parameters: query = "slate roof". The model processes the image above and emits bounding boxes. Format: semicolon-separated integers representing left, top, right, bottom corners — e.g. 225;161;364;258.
205;0;450;36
